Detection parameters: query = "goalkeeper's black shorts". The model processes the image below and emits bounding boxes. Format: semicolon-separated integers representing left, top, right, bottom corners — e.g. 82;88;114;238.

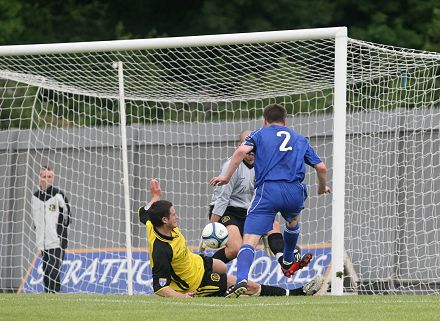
209;205;246;235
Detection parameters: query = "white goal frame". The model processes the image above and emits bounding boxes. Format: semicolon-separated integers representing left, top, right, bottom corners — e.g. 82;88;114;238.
0;27;348;295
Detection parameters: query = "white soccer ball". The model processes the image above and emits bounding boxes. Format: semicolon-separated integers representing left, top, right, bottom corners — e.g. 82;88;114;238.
201;222;229;249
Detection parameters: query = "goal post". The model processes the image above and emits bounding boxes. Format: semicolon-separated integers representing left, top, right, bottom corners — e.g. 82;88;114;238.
115;61;134;296
0;27;439;295
332;28;348;295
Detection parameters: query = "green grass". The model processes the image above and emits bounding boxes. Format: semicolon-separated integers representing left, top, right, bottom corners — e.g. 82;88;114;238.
1;294;439;321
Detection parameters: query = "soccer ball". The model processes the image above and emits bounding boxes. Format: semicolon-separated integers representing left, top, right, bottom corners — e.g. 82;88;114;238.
201;222;229;249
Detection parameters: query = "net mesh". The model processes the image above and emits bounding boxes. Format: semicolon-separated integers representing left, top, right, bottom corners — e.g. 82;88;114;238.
346;39;440;294
0;33;439;294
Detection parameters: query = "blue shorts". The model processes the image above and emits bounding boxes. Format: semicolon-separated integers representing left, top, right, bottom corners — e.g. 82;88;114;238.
244;181;308;235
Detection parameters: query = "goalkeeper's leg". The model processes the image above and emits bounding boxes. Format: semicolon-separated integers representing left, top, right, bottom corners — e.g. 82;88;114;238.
262;219;301;262
262;219;284;257
243;275;324;296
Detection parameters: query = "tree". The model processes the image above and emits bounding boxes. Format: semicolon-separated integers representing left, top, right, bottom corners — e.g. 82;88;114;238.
0;0;24;44
10;0;116;44
0;0;438;52
336;0;440;51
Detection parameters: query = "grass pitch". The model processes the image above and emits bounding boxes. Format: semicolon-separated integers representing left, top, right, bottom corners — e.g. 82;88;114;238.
1;294;439;321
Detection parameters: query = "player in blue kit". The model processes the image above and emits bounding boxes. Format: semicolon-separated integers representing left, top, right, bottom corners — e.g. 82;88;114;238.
210;104;330;298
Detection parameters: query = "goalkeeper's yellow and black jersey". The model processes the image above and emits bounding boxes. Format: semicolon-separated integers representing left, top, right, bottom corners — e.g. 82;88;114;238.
138;206;205;294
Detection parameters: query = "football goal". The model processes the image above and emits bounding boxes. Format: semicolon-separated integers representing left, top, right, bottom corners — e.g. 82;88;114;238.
0;27;439;295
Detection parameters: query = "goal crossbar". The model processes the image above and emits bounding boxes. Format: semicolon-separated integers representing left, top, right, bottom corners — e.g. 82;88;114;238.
0;27;347;56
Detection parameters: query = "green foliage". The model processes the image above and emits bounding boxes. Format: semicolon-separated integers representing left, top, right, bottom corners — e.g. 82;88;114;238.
32;90;119;128
0;80;37;129
0;0;438;129
346;0;440;52
0;0;24;44
8;0;116;44
348;65;440;113
0;0;438;51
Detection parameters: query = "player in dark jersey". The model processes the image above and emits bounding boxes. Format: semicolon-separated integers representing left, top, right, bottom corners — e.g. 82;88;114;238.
210;104;330;298
139;179;324;298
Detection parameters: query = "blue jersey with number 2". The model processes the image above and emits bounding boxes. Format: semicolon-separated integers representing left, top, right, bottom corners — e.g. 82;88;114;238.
243;125;322;234
244;125;322;189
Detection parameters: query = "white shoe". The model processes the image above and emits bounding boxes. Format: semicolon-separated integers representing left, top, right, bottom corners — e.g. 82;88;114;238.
303;275;324;296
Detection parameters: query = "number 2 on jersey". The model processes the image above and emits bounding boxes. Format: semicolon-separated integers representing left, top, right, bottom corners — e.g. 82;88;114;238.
277;131;292;151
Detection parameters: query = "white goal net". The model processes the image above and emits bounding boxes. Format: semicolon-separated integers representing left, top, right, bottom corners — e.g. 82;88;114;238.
0;28;439;295
345;40;440;294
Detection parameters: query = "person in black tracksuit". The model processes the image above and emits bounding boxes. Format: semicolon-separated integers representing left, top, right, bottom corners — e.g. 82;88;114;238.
31;166;71;293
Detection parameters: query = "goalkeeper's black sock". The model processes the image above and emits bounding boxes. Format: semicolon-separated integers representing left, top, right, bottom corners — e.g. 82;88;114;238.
289;288;306;296
212;248;231;264
268;233;284;255
260;285;306;296
260;284;289;296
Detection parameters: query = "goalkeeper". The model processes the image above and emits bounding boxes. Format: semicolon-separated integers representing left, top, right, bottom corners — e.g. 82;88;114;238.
138;179;323;298
208;130;304;267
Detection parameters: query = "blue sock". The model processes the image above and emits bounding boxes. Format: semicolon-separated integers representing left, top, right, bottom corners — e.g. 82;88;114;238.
283;224;300;263
236;244;255;283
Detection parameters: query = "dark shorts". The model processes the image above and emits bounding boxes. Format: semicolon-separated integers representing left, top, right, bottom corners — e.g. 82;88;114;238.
219;214;245;235
195;255;228;297
209;205;246;235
